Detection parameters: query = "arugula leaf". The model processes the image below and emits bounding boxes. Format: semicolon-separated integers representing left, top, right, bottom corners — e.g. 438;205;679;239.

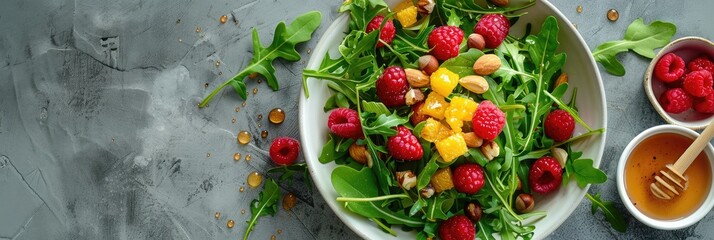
441;49;484;77
571;159;607;188
319;135;354;163
266;163;314;193
362;112;409;136
586;193;628;232
339;0;388;31
200;11;322;107
243;179;281;240
592;18;676;76
362;101;390;115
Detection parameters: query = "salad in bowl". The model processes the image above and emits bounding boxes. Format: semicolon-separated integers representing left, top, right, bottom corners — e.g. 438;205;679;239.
300;0;607;239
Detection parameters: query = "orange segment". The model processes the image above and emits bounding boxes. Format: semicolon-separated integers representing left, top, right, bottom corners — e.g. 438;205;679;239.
430;168;454;193
430;68;459;97
421;92;450;120
435;133;468;163
421;118;453;142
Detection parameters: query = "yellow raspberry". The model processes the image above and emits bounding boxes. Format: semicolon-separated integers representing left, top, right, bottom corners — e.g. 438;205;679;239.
435;133;468;163
420;118;453;142
430;68;460;97
430;168;454;193
396;6;418;27
421;92;450;120
444;97;478;132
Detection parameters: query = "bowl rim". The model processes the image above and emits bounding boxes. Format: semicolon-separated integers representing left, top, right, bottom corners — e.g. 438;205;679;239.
643;36;714;130
616;124;714;230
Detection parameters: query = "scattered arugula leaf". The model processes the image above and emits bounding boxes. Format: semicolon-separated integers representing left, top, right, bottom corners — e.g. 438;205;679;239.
592;18;676;76
244;179;281;240
586;193;628;232
571;159;607;188
200;11;322;107
267;163;314;192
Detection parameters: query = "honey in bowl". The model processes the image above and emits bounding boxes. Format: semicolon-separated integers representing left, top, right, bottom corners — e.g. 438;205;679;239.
625;133;712;220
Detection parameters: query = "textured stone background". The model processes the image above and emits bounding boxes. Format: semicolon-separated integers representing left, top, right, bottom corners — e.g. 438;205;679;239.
1;0;714;239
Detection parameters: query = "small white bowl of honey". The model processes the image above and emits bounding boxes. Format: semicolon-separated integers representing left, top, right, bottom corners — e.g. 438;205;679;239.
617;124;714;230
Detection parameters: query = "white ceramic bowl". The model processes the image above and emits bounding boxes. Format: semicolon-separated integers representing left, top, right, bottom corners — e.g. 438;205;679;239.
299;1;607;239
644;37;714;130
616;124;714;230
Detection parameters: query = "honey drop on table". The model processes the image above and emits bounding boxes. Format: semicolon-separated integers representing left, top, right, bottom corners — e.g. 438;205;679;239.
238;131;251;144
219;15;228;24
247;172;263;188
227;219;235;228
261;130;268;139
269;108;285;124
214;212;220;219
282;192;298;211
239;186;245;192
576;5;583;13
257;114;263;121
233;153;241;161
607;9;619;21
245;154;252;161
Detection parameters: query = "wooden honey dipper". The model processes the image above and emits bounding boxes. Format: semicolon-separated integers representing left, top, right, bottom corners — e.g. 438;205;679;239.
650;121;714;200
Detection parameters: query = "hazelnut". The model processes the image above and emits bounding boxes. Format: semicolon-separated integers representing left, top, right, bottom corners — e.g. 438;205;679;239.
480;141;500;161
396;171;417;190
418;55;439;75
459;75;489;94
473;54;502;76
420;184;435;198
349;143;369;165
555;72;568;87
515;193;535;213
405;88;425;106
489;0;508;7
464;202;483;222
467;33;486;50
551;148;568;168
406;69;430;88
417;0;435;14
462;132;483;148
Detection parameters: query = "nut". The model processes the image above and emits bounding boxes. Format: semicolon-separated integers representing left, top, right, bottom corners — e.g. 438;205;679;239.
480;141;500;161
462;132;483;148
467;33;486;50
473;54;502;76
464;202;483;222
459;75;489;94
349;143;369;165
515;193;535;213
420;184;435;198
489;0;509;7
405;88;425;106
551;148;568;168
396;170;417;190
555;73;568;87
418;55;439;75
516;177;522;191
417;0;435;14
406;68;430;88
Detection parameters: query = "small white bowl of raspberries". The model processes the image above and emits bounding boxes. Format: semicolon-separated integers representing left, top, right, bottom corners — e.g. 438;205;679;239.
645;36;714;130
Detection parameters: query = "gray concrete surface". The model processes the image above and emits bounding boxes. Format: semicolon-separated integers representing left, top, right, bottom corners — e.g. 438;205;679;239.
1;0;713;239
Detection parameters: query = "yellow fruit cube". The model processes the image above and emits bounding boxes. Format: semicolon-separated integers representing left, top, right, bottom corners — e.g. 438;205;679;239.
430;168;454;193
435;133;468;163
396;6;418;27
444;97;479;132
420;118;453;142
430;68;459;97
421;92;450;120
393;0;414;12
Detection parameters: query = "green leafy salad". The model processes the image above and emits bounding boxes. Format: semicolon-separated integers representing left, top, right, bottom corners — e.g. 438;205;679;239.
302;0;613;239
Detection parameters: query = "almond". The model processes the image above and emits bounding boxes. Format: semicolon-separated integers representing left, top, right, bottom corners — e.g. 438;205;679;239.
349;143;369;165
459;75;489;94
489;0;509;7
406;68;430;87
462;132;483;148
418;55;439;75
551;148;568;168
405;88;425;106
480;141;500;161
473;54;502;76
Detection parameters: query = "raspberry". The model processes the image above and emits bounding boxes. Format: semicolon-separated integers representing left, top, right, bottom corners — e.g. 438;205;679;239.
694;92;714;114
687;55;714;76
529;156;563;195
439;215;475;240
376;66;409;107
410;102;428;125
328;108;364;139
269;137;300;166
474;14;510;49
452;163;486;194
659;88;693;114
366;16;396;48
471;100;506;141
654;53;686;83
428;26;464;61
387;126;423;161
544;109;575;142
683;70;714;97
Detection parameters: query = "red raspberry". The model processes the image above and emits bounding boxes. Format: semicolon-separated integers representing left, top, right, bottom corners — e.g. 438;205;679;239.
387;126;423;161
529;156;563;195
366;16;396;48
328;108;364;139
428;26;464;61
659;88;693;114
452;163;486;194
654;53;686;83
544;109;575;142
439;215;475;240
269;137;300;166
472;100;505;141
687;55;714;76
410;102;428;125
683;70;714;97
474;14;510;49
376;66;409;107
694;92;714;114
